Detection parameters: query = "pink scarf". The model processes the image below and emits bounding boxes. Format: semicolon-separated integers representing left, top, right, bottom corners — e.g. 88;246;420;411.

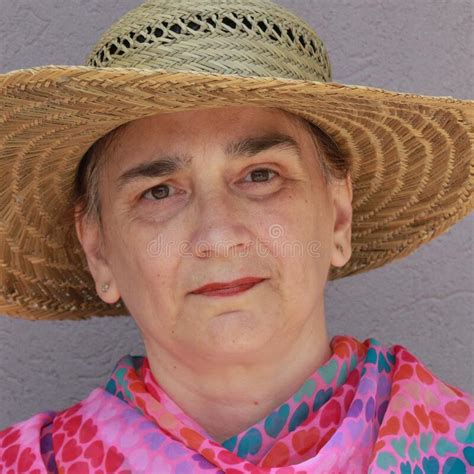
1;334;473;473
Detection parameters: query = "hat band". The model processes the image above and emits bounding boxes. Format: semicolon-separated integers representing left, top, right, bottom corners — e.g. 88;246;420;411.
86;12;332;82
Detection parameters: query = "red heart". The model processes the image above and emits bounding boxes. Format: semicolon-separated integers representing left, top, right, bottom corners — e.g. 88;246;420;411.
320;399;341;428
63;415;83;437
429;410;450;433
403;412;420;436
105;446;125;472
415;364;434;385
1;428;20;448
79;418;98;444
84;440;105;468
52;433;65;451
292;427;319;455
261;442;290;468
2;444;20;468
18;447;36;473
394;364;413;382
62;439;83;463
379;416;400;437
444;400;470;423
414;404;430;428
217;449;243;465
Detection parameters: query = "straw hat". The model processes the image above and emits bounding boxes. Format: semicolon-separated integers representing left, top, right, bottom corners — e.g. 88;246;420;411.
0;0;472;321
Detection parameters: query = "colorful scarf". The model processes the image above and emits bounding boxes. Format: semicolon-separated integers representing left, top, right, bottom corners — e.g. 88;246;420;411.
1;334;473;473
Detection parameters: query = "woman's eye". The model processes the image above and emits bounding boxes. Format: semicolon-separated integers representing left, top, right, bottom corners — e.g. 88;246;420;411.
242;168;279;185
140;168;279;203
141;184;176;202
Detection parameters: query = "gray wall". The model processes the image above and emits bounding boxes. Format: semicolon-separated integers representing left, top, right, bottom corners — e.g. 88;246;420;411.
0;0;472;430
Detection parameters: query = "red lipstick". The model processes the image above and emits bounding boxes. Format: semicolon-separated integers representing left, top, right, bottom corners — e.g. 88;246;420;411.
191;277;265;296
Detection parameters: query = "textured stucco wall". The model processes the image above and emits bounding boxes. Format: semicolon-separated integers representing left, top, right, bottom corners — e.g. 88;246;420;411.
0;0;472;430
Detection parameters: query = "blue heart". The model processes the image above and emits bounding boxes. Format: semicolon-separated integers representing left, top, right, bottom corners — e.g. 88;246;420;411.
376;451;397;470
400;461;412;474
386;351;396;365
312;388;333;412
222;435;237;452
435;437;458;457
237;428;262;458
456;423;474;444
264;404;289;438
350;353;358;371
319;359;338;384
337;360;348;385
288;402;309;432
463;446;474;466
293;379;316;403
391;436;407;458
420;432;433;453
365;348;377;364
408;439;421;462
422;456;440;474
378;353;391;373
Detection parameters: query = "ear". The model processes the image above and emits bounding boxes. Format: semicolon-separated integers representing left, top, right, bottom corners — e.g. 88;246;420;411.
74;207;121;304
330;172;353;268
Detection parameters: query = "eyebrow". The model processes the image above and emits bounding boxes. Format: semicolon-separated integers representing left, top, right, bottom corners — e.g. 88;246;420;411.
116;133;302;192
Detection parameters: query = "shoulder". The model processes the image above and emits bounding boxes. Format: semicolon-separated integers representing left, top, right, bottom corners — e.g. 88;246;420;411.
0;387;105;472
0;410;57;472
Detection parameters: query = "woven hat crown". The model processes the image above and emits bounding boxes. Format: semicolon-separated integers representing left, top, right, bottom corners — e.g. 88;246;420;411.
85;0;332;83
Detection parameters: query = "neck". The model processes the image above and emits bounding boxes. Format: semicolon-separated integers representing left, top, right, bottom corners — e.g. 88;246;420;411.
143;314;332;444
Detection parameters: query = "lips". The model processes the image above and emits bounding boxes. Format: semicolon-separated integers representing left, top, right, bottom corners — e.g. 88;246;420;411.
191;277;265;295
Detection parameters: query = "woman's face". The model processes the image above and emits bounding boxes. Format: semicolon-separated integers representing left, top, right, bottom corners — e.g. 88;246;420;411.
77;106;352;362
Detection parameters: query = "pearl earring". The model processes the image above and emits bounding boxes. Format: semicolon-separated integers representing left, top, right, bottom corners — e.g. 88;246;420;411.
101;283;110;293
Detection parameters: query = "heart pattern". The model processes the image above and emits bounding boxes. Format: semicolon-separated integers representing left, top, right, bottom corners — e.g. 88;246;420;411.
1;335;472;474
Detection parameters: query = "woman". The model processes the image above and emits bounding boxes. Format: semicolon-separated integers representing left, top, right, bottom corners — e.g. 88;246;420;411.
0;0;473;472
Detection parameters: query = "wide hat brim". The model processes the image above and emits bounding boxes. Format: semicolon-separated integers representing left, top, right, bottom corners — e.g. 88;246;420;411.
0;64;473;321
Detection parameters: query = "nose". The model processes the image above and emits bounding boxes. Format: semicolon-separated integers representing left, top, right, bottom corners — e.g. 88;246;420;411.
189;187;254;259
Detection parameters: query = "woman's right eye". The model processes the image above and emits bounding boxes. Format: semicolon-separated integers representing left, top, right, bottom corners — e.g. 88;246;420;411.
141;184;177;202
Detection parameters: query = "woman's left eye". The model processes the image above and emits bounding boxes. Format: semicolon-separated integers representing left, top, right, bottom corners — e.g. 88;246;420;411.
241;168;280;185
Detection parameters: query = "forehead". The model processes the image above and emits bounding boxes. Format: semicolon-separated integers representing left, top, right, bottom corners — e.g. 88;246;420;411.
111;106;306;152
100;106;312;183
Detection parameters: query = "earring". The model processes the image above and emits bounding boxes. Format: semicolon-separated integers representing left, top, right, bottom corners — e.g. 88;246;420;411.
336;244;343;255
101;283;110;293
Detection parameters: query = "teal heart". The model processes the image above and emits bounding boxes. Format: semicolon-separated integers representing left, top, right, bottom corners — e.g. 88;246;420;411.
222;436;237;451
365;348;377;364
350;353;358;372
376;451;397;470
435;437;458;457
463;446;474;466
386;351;396;365
289;402;309;432
378;352;391;373
368;337;382;346
337;360;348;385
422;456;440;474
391;436;407;458
400;461;412;474
443;457;467;473
408;439;421;462
319;359;338;384
294;379;316;403
312;388;333;412
420;432;433;453
116;367;127;385
264;404;289;438
456;423;474;444
237;428;262;457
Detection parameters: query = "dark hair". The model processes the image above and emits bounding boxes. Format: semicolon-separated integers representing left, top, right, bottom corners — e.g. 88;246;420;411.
67;111;351;236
